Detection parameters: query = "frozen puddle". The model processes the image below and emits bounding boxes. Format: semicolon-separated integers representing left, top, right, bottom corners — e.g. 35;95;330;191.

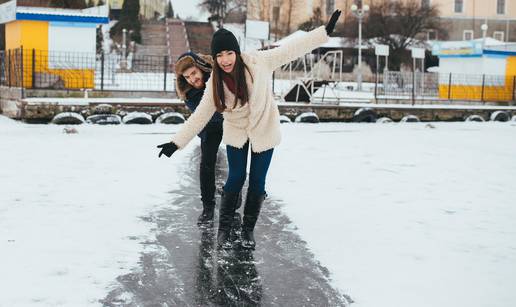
102;147;350;306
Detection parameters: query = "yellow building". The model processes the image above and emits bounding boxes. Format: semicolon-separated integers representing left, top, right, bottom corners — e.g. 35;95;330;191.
0;1;109;89
433;40;516;101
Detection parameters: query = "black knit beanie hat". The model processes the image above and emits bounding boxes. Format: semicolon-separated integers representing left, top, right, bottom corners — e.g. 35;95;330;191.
211;28;241;57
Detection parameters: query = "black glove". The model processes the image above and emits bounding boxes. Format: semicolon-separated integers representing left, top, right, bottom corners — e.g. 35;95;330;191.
325;9;342;35
157;142;178;158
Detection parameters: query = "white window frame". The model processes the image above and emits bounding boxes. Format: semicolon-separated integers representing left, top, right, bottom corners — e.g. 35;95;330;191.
463;30;474;41
496;0;506;15
493;31;505;42
454;0;464;14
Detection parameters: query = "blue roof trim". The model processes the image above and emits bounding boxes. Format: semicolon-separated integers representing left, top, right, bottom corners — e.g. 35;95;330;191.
438;54;482;58
16;12;109;24
484;49;516;56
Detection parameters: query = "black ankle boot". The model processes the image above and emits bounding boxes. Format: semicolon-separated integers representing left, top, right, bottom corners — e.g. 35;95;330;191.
217;191;240;249
241;192;266;250
197;200;215;227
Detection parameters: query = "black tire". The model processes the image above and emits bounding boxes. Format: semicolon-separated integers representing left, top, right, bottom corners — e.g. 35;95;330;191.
295;112;319;123
490;111;511;122
353;108;377;123
400;115;420;123
465;115;485;122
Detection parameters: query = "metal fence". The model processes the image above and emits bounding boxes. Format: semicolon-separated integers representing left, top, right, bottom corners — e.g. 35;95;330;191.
2;48;515;104
376;71;516;103
0;48;174;92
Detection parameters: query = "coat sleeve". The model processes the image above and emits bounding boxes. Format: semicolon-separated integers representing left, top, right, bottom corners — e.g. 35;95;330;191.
171;80;217;149
258;26;329;71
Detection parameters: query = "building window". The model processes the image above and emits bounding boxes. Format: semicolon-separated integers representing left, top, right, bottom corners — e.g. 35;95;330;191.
493;31;505;41
326;0;335;16
463;30;474;40
427;29;438;40
497;0;506;15
422;0;430;8
454;0;464;13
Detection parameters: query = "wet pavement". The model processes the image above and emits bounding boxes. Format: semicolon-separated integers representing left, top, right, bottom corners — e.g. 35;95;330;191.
102;147;351;306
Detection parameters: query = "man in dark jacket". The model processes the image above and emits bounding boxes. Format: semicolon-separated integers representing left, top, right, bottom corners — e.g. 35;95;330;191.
175;52;224;226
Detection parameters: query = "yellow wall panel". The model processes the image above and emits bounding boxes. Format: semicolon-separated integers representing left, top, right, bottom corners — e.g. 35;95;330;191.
20;20;49;51
439;85;513;101
5;22;22;50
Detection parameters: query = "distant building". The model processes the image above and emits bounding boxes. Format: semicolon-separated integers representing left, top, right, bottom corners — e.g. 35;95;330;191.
247;0;516;42
429;0;515;42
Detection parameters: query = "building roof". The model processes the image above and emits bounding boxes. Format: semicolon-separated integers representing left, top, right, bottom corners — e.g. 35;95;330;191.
0;0;109;24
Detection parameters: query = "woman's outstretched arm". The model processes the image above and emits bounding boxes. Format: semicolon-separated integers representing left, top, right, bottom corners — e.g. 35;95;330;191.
259;10;341;71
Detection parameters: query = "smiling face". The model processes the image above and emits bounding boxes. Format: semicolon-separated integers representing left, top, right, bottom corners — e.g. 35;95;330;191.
182;66;205;89
216;50;237;74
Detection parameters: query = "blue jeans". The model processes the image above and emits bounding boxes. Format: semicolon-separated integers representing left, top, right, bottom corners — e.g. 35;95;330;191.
224;142;274;196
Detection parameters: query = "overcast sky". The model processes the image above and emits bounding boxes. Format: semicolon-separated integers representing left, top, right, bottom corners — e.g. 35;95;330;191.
170;0;210;22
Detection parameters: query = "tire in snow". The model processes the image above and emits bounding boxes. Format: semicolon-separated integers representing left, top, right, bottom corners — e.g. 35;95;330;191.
122;112;153;124
465;115;485;122
86;114;122;125
156;112;185;124
400;115;420;123
490;111;511;122
295;112;319;123
353;108;377;122
279;115;292;123
51;112;85;125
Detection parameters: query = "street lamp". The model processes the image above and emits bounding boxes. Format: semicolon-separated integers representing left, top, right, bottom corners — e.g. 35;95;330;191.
351;3;369;91
481;23;488;49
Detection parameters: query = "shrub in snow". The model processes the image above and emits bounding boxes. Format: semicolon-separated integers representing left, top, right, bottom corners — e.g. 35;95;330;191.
295;112;319;123
279;115;292;123
51;112;85;125
400;115;420;123
465;115;485;122
155;112;185;124
353;108;377;123
490;111;511;122
92;104;115;114
376;117;393;123
86;114;122;125
122;112;152;124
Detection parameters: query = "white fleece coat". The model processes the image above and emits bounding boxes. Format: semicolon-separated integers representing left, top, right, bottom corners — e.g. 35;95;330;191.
171;26;329;153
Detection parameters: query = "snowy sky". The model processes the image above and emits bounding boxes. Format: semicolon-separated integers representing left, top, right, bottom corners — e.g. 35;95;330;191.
170;0;210;21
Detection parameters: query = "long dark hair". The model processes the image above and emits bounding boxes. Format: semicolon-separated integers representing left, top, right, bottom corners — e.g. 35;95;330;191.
212;54;252;112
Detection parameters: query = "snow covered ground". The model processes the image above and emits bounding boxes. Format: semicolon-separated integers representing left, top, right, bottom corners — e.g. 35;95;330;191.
1;115;516;307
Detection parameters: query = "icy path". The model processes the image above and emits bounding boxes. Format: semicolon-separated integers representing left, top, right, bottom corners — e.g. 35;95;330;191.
102;147;349;306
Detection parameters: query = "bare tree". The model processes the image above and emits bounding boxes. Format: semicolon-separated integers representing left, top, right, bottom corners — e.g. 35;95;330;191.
338;0;446;70
298;7;324;31
199;0;246;25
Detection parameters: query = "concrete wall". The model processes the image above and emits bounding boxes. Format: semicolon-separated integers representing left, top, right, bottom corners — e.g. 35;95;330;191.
0;86;23;118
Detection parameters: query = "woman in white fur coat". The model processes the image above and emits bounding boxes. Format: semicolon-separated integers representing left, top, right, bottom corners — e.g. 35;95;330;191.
158;10;342;250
